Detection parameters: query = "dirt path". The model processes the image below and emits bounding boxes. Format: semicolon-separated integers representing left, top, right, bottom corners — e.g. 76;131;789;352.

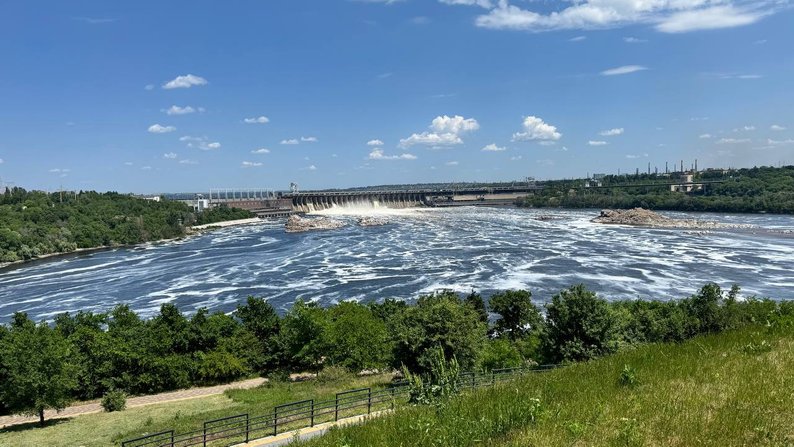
0;377;267;428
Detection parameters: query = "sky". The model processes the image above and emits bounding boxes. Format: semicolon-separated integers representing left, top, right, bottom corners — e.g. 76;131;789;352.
0;0;792;194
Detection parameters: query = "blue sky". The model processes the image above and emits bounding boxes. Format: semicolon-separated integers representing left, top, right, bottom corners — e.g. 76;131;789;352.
0;0;792;193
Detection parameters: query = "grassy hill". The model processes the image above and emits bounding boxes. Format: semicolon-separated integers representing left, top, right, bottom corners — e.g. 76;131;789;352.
298;322;794;447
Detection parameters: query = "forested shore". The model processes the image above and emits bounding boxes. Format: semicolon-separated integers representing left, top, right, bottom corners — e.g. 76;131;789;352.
1;283;791;423
520;165;794;213
0;188;252;265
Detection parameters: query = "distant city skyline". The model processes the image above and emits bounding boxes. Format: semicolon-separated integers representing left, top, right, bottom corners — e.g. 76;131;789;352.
1;0;792;194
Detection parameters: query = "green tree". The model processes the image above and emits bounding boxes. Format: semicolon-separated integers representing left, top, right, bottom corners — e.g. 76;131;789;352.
464;291;489;324
489;290;543;340
543;284;619;363
325;302;391;371
0;313;77;425
273;300;328;372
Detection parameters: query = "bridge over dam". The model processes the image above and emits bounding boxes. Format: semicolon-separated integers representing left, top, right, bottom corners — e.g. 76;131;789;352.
207;185;544;216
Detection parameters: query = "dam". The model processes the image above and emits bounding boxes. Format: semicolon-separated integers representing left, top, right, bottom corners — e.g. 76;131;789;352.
203;185;544;217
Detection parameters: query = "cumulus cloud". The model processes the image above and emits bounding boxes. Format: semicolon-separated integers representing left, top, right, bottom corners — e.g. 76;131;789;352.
626;153;649;159
445;161;459;166
469;0;774;34
770;124;786;131
301;136;318;143
588;140;608;146
601;65;648;76
165;105;197;115
569;35;587;42
141;166;152;171
162;74;207;89
767;138;794;145
624;36;647;43
699;134;712;139
244;116;270;124
49;168;70;173
512;116;562;142
163;152;178;159
367;139;385;146
733;125;756;131
306;165;317;171
399;115;479;148
482;143;506;151
599;128;624;136
251;148;270;154
0;158;3;164
241;161;263;168
281;139;299;145
148;124;176;133
510;155;523;161
180;135;221;150
368;148;418;160
179;159;198;165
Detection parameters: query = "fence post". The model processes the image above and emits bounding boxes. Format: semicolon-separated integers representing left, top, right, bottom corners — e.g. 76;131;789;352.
335;394;339;421
170;430;175;447
391;387;395;410
203;422;207;447
367;388;372;414
311;400;315;427
492;370;496;386
273;409;278;437
245;413;250;443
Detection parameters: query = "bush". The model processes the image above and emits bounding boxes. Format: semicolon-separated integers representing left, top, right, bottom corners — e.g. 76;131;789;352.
403;346;461;405
315;365;353;385
101;389;127;412
618;364;638;387
479;338;524;371
543;284;620;363
197;350;249;384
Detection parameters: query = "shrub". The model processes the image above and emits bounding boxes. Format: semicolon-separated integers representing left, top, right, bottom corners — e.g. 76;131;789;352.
315;365;353;385
479;338;524;371
618;364;638;387
197;350;249;384
101;389;127;412
403;346;461;405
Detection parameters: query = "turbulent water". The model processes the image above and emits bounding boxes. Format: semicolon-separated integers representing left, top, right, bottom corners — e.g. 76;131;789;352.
1;207;793;323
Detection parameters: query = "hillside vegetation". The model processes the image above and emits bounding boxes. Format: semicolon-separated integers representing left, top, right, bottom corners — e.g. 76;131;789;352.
0;188;252;263
521;165;794;213
298;322;794;446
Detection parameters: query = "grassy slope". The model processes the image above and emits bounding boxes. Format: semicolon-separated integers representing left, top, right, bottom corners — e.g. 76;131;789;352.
0;373;392;447
299;324;794;447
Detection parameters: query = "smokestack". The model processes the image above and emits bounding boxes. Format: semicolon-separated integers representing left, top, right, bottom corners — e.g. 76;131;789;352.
665;162;668;174
695;159;698;171
648;162;651;175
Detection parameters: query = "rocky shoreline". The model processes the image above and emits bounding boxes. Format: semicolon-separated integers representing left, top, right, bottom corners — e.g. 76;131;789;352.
285;215;346;233
592;208;755;230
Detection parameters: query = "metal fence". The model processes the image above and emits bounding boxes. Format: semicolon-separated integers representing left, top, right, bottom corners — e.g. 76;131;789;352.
121;365;557;447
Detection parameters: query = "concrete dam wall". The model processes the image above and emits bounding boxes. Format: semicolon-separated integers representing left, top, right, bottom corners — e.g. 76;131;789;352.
289;192;427;213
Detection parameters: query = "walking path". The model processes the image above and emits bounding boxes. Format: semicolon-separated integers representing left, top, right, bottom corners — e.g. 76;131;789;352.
0;377;267;428
235;410;390;447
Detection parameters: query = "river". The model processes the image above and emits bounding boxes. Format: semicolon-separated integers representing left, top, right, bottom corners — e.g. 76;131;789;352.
1;207;792;323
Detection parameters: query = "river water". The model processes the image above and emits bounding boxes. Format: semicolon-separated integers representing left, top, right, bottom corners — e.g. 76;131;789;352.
1;207;793;323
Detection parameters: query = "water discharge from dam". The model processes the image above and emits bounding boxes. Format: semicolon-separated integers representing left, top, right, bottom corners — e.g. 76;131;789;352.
0;207;792;323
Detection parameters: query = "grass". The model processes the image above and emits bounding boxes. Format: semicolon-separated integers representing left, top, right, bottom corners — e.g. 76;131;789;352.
297;323;794;447
0;371;393;447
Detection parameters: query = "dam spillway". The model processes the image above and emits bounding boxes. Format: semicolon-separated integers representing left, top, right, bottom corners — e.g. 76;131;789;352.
288;191;427;213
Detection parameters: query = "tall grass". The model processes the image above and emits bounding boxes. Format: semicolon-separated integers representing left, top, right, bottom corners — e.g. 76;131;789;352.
298;323;794;446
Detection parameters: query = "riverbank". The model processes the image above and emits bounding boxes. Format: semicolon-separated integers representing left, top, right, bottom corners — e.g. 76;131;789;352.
191;217;263;230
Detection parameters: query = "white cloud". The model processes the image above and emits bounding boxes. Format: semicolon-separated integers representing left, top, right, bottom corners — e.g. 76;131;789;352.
301;136;318;143
716;138;750;144
733;125;756;131
770;124;786;131
162;74;207;89
599;128;624;136
445;161;459;166
512;116;562;142
377;72;393;79
482;143;506;152
50;168;70;173
399;115;479;148
368;148;418;160
624;36;647;43
699;133;712;139
569;35;587;42
588;140;608;146
431;115;480;134
251;148;270;154
656;5;765;33
767;138;794;146
307;165;317;171
144;84;155;91
281;139;300;145
179;159;198;165
241;161;263;168
166;105;196;115
367;139;385;146
510;155;523;161
180;135;220;150
626;153;649;159
439;0;492;7
470;1;774;34
244;116;270;124
601;65;647;76
148;124;176;134
163;152;178;159
141;166;152;171
123;161;133;166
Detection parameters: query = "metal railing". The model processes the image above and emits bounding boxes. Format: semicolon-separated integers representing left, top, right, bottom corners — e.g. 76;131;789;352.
121;365;557;447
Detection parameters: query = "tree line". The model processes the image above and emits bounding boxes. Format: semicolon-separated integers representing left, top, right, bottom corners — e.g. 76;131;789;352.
0;188;252;263
1;283;791;425
520;165;794;214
